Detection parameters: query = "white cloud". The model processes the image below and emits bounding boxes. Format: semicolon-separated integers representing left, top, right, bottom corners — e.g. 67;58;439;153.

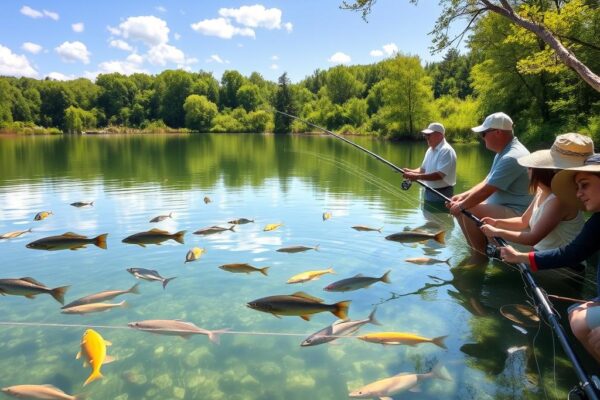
270;64;278;70
218;5;282;29
22;42;42;54
369;49;384;57
90;60;149;77
328;52;351;64
72;22;85;32
20;6;43;18
55;41;91;64
155;6;167;12
126;53;144;64
0;45;37;77
147;43;186;66
117;16;169;46
206;54;226;64
191;17;255;39
383;43;398;55
284;22;293;32
107;25;121;35
174;32;181;40
46;72;76;81
43;10;59;20
110;39;133;51
271;55;279;61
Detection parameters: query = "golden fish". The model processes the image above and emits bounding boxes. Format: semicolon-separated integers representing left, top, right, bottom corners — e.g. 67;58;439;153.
0;228;32;240
357;332;447;349
405;257;451;266
77;329;115;386
185;247;205;263
219;263;269;276
247;292;350;321
385;230;445;244
263;223;283;232
122;229;185;247
287;268;335;284
33;211;53;221
322;212;332;221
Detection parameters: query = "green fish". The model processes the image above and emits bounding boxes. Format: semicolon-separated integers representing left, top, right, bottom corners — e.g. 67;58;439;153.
247;292;350;321
385;230;445;244
0;277;69;304
122;229;185;247
26;232;107;251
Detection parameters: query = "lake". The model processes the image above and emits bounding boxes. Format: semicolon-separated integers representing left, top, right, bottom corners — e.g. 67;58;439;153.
0;133;596;399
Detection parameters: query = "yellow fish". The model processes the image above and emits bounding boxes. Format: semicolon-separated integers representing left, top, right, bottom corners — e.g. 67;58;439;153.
77;329;115;386
34;211;53;221
322;212;332;221
357;332;447;349
185;247;205;263
287;268;336;284
263;223;283;232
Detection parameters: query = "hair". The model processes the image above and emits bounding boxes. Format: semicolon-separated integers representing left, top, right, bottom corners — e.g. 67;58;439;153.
529;168;556;193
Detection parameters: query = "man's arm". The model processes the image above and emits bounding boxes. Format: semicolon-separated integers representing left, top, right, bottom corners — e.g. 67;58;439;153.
448;182;497;215
403;171;445;181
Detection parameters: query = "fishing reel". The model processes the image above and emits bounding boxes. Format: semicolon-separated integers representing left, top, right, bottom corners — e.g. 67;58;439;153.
485;243;501;259
401;179;412;190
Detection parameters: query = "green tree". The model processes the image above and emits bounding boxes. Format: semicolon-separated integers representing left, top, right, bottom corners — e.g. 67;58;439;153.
220;70;245;109
237;84;261;112
154;70;194;128
273;73;296;134
64;106;96;134
183;94;218;132
96;73;137;121
325;66;365;105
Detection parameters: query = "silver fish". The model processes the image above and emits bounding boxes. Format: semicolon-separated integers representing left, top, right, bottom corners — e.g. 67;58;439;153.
1;384;79;400
228;218;254;225
122;229;185;246
0;277;68;304
0;228;32;240
70;201;94;207
276;245;319;253
385;230;445;244
61;300;127;315
62;283;140;309
301;308;380;346
126;267;176;289
149;212;173;223
352;225;382;232
128;319;229;344
324;270;391;292
193;225;235;235
405;257;451;266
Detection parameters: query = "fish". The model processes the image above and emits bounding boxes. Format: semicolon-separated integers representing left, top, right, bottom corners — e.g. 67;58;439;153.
276;245;319;253
0;228;32;240
26;232;108;251
149;212;173;223
62;300;127;315
385;230;445;244
348;364;451;398
357;332;448;349
247;292;350;321
122;229;185;246
405;257;451;266
1;384;80;400
219;263;269;276
263;223;283;232
192;225;235;235
77;329;115;386
0;277;69;304
301;308;380;346
128;319;229;344
185;247;205;263
351;225;382;232
324;270;391;292
322;212;332;221
33;211;53;221
228;218;254;225
70;201;94;207
203;196;212;204
287;268;336;284
126;267;176;289
62;283;140;309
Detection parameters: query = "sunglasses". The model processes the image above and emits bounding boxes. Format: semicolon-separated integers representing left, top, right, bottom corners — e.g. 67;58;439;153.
481;129;496;138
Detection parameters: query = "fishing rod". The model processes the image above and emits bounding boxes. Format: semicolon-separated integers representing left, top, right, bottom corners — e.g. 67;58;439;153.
274;109;600;400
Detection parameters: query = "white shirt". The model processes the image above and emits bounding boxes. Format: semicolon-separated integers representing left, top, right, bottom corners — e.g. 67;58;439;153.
420;138;457;188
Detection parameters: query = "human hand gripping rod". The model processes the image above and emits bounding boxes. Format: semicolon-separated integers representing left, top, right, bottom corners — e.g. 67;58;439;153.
274;109;600;400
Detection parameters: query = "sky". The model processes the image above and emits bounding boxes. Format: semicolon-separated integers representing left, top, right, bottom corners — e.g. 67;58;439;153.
0;1;467;83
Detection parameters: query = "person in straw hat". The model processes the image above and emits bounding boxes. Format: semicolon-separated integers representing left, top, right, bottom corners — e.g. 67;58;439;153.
501;153;600;362
479;133;592;252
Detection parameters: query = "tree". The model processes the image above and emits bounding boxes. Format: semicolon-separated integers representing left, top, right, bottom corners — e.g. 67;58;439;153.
341;0;600;92
183;94;218;132
273;73;296;134
325;66;365;105
154;70;194;128
237;84;261;112
64;106;96;134
220;70;245;109
96;73;137;120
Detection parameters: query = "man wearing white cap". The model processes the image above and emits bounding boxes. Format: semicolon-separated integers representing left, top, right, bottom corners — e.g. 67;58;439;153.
446;112;531;253
403;122;457;203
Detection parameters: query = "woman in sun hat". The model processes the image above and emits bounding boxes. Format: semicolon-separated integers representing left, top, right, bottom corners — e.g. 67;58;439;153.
501;153;600;362
480;133;592;251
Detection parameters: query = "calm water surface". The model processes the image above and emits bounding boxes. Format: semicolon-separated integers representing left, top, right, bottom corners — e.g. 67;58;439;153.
0;134;595;399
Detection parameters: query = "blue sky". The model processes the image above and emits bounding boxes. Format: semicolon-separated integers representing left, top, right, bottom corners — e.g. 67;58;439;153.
0;1;466;83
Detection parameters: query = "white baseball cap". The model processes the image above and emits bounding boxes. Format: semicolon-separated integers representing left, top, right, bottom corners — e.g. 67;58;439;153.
421;122;445;135
471;112;513;133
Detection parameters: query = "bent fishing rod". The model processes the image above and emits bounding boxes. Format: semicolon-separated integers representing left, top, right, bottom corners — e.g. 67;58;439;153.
275;109;600;400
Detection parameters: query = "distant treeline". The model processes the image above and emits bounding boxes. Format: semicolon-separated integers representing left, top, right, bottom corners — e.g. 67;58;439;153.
1;11;599;145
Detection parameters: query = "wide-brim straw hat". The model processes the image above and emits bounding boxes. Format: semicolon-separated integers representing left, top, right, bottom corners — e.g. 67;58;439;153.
518;133;594;169
551;154;600;210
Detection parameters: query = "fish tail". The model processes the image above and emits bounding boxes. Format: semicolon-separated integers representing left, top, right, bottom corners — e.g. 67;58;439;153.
228;225;236;231
368;307;382;326
377;226;383;233
328;267;336;274
94;234;108;249
27;227;33;232
168;212;173;218
314;244;320;251
434;230;445;244
260;267;270;276
50;285;70;305
173;231;186;244
332;300;351;320
432;335;448;350
208;329;230;344
431;363;452;381
129;283;141;294
444;257;452;266
118;300;128;308
83;370;103;386
90;201;94;206
162;277;176;289
380;270;391;284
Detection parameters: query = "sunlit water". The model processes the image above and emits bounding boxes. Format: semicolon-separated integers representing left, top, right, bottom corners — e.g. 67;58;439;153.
0;134;596;399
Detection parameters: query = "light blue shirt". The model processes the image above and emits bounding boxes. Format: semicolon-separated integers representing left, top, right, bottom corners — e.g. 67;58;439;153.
485;137;532;213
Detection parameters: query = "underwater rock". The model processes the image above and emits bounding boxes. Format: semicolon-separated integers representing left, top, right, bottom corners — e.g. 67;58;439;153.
257;361;282;377
184;347;212;368
173;386;186;399
154;346;165;356
240;374;259;386
153;373;173;389
281;355;305;370
285;374;315;389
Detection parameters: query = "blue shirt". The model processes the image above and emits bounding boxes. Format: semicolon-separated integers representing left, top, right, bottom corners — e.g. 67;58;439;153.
485;137;532;213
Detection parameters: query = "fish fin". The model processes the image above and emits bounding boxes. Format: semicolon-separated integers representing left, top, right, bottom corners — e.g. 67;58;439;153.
332;319;347;325
137;243;146;248
409;385;421;393
50;285;70;305
149;228;169;234
25;294;36;299
208;329;230;344
19;276;46;286
104;340;112;346
62;232;87;238
162;277;176;289
271;313;282;319
368;308;382;326
444;257;452;266
353;273;364;277
431;363;452;381
291;292;323;303
83;371;103;386
260;267;270;276
300;315;311;321
173;230;186;244
118;300;128;308
76;351;81;359
94;234;108;249
380;270;391;284
82;360;88;367
379;397;393;400
332;300;351;320
103;355;117;364
129;283;141;295
434;230;446;244
432;335;448;350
